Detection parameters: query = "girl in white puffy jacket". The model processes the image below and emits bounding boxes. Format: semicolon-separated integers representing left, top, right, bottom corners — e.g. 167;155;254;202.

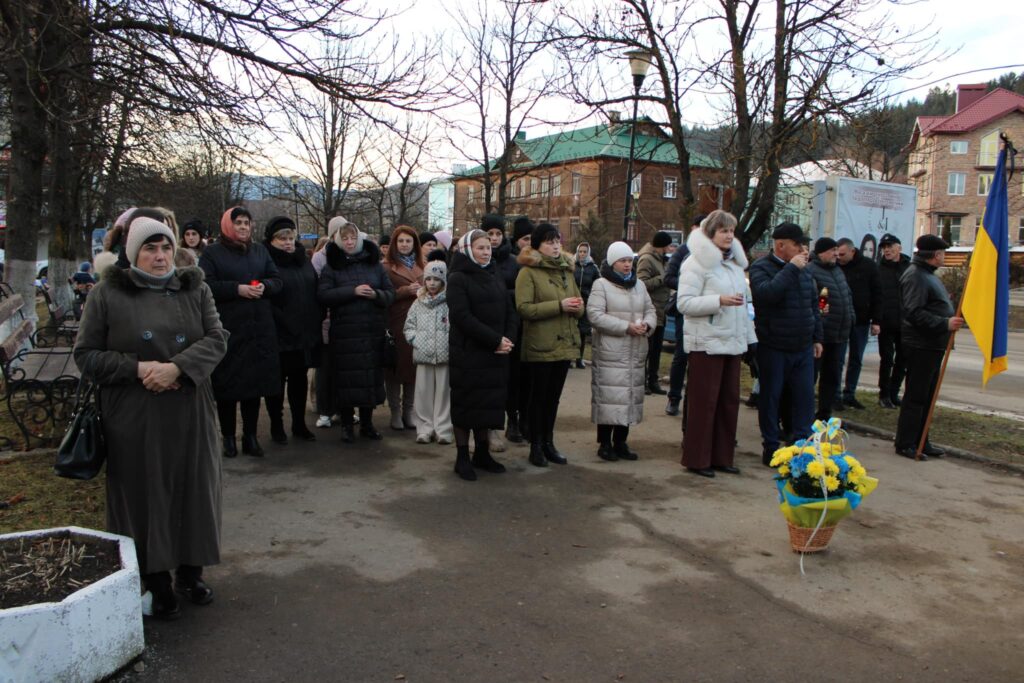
676;210;758;477
403;261;453;444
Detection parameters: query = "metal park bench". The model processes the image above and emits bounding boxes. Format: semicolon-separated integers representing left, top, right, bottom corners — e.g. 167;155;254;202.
0;283;81;450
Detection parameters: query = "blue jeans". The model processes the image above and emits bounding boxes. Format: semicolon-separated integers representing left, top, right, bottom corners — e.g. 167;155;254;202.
757;345;816;450
839;324;870;401
668;313;689;401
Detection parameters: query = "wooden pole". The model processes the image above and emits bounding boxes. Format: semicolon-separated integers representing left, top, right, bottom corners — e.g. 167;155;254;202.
914;265;969;460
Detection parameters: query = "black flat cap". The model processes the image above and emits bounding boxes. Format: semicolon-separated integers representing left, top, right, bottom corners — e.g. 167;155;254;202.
772;222;804;242
916;234;949;251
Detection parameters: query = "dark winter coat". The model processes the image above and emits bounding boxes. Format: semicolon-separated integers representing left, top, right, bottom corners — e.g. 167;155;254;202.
384;258;424;384
317;240;395;407
663;242;691;314
749;254;823;352
265;241;324;365
807;255;855;344
574;257;600;337
878;253;911;329
839;251;882;326
447;251;515;429
899;256;954;351
637;243;670;326
199;241;283;401
74;266;228;574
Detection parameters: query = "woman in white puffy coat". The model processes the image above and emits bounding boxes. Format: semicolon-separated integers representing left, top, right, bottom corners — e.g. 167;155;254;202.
677;210;757;477
587;242;657;462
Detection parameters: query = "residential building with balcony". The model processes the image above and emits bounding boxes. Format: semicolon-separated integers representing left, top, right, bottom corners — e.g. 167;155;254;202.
906;84;1024;246
452;118;729;248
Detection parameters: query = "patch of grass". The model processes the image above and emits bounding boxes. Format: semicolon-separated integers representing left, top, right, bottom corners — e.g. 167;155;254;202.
0;453;105;535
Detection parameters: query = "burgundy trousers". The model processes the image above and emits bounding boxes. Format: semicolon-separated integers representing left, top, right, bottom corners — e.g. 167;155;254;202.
681;352;741;469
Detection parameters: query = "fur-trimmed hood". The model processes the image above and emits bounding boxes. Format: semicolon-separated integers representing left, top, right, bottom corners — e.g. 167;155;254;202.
686;228;749;271
99;264;205;292
516;246;575;270
324;238;381;270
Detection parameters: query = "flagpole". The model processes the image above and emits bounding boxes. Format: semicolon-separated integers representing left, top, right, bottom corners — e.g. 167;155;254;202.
915;269;968;460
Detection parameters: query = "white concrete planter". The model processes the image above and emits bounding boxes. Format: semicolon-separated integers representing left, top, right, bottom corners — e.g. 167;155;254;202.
0;526;144;683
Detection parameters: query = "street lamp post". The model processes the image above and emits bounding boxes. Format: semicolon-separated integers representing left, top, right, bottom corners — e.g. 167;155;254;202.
289;175;300;234
622;49;653;242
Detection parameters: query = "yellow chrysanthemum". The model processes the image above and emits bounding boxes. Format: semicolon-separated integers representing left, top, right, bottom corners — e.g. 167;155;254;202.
846;470;861;485
845;455;863;469
825;460;840;475
778;465;790;476
825;475;840;491
770;446;796;467
805;460;826;478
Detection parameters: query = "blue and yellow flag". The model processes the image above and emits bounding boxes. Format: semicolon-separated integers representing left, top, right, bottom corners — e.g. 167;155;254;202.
961;144;1010;385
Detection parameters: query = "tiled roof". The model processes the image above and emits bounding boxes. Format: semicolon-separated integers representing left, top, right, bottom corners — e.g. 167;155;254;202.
919;88;1024;136
459;122;719;177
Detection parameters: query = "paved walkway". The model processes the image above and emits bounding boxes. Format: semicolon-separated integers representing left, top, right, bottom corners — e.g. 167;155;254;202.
117;368;1024;682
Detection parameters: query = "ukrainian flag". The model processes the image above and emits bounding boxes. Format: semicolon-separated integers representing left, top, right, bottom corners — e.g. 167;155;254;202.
961;143;1011;385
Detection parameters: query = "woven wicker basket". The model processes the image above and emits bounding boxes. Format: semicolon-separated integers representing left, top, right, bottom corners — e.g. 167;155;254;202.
787;521;837;553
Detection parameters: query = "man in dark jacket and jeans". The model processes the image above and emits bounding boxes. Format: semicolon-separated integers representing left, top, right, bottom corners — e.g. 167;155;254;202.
836;237;881;408
876;233;911;408
807;237;854;420
663;214;704;415
750;223;823;465
894;234;964;460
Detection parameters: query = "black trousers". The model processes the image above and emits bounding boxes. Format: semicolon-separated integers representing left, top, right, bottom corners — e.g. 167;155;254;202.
217;398;260;437
894;347;944;450
525;360;570;444
878;326;906;401
646;325;666;386
597;424;629;446
265;350;310;430
315;350;334;416
814;342;843;420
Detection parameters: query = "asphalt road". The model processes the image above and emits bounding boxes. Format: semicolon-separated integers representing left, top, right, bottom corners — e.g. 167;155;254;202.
113;368;1024;682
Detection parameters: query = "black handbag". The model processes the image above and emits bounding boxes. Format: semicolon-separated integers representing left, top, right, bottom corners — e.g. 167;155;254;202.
381;330;397;369
54;380;106;480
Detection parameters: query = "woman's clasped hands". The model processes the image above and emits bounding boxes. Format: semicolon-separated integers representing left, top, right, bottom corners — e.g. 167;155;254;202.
138;360;182;393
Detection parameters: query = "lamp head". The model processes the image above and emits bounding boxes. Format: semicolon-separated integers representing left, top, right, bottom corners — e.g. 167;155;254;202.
626;49;653;85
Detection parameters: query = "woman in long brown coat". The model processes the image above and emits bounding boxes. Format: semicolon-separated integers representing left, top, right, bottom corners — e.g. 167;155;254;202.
383;225;423;430
74;217;228;621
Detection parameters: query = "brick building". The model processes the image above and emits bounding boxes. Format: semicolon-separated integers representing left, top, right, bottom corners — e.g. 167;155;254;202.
452;119;729;249
906;84;1024;246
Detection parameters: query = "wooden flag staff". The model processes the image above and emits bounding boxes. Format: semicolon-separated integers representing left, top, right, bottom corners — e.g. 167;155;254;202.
914;276;966;460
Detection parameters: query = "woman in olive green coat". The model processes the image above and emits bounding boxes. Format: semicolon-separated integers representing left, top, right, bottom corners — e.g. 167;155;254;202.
515;222;584;467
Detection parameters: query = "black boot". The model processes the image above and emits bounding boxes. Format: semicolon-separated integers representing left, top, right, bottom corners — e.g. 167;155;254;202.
144;572;181;621
241;433;264;457
454;445;476;481
340;424;355;443
505;412;524;443
292;424;316;441
359;422;383;440
270;419;288;445
528;442;548;468
222;436;237;458
174;565;213;605
542;432;567;465
597;443;617;461
472;447;507;473
613;442;638;461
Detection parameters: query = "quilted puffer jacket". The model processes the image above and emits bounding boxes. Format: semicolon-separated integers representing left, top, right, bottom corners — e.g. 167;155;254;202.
403;291;449;365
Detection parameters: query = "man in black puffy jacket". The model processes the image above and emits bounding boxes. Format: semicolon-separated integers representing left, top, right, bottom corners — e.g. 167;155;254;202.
876;234;910;408
663;214;704;415
807;238;854;421
749;223;823;466
894;234;964;460
836;237;882;409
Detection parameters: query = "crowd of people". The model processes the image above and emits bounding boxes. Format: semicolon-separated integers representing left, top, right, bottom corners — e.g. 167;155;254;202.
71;204;963;620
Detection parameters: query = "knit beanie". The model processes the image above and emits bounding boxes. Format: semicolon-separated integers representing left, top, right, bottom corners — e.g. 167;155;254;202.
606;241;636;265
264;215;296;242
512;217;535;243
481;214;506;233
434;230;453;250
419;231;437;247
530;222;561;250
814;237;838;254
651;231;672;248
424;260;447;283
126;217;177;265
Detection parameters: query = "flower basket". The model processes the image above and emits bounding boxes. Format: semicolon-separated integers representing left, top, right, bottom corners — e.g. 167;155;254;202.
769;418;878;555
786;521;837;553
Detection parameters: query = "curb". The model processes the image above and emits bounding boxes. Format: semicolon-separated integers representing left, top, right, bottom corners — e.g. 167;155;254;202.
840;418;1024;476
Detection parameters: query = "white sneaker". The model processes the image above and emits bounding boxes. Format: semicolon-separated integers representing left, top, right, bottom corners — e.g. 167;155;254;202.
315;415;331;428
415;433;431;444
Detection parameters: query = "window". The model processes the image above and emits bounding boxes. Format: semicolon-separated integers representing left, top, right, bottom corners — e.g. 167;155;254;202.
979;130;999;166
663;177;677;199
541;176;550;196
938;216;962;245
978;173;993;196
551;173;561;196
662;222;675;232
627;220;638;242
785;193;798;206
467;184;475;203
1019;217;1024;243
528;177;537;196
569;217;581;238
950;141;968;155
516;179;524;198
571;172;582;195
947;172;966;195
490;184;497;203
631;173;642;196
